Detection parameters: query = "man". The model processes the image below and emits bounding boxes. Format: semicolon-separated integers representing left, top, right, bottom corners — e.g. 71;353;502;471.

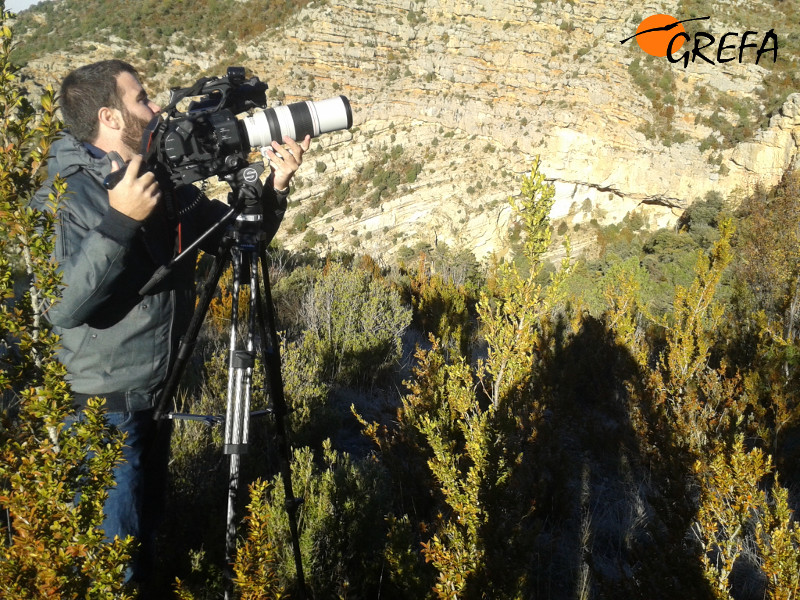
30;59;310;594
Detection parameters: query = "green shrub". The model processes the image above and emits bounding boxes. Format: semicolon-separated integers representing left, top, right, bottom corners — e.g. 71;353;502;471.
299;262;411;386
245;442;394;597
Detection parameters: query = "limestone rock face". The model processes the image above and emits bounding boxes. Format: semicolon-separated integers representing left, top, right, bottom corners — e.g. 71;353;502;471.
730;94;800;178
18;0;800;262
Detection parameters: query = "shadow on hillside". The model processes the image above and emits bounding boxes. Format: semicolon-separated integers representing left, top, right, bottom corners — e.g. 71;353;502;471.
505;315;715;600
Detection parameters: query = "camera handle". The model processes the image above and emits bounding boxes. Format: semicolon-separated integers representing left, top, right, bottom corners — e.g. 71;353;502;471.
152;169;307;600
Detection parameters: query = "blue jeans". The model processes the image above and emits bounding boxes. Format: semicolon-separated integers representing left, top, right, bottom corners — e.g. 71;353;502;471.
71;408;172;594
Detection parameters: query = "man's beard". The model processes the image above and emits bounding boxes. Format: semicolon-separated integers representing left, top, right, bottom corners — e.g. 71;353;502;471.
120;107;153;156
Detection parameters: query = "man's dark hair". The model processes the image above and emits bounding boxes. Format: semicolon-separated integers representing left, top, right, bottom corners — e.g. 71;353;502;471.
59;60;139;143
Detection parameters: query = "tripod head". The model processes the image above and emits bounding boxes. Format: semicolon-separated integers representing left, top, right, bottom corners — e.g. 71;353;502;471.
223;162;267;215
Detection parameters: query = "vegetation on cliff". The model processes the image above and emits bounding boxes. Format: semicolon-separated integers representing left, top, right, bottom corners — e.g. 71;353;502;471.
10;0;310;65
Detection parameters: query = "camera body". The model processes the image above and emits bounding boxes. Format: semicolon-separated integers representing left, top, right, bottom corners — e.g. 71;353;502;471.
107;67;352;189
155;67;269;185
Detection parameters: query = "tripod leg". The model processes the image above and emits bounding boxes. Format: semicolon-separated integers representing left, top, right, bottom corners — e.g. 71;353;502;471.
224;248;258;597
225;452;241;577
217;238;308;599
224;248;256;456
254;245;308;599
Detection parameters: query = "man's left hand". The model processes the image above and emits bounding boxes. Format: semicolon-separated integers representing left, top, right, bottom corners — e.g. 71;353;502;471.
267;134;312;191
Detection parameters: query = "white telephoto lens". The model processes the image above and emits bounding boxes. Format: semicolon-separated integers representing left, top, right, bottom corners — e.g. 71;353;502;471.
241;96;353;148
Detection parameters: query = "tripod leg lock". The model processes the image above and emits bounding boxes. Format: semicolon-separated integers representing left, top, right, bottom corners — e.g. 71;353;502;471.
225;443;249;455
232;350;255;369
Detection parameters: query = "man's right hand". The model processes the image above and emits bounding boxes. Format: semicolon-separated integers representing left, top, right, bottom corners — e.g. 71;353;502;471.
108;155;161;221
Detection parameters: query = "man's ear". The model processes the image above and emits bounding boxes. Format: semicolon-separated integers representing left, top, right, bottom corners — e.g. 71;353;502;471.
97;106;122;131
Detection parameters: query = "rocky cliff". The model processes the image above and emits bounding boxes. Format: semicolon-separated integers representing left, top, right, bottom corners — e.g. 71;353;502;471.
16;0;800;263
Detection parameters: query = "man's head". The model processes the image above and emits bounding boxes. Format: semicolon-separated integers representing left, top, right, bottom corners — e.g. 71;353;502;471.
60;60;161;158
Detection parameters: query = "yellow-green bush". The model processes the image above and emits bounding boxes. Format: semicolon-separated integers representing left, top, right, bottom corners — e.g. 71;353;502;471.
0;4;133;597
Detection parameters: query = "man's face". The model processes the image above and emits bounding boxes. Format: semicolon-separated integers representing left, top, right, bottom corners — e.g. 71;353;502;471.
120;105;153;156
115;71;161;156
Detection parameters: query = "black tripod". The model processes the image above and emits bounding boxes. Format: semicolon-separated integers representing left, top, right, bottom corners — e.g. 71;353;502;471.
146;164;307;600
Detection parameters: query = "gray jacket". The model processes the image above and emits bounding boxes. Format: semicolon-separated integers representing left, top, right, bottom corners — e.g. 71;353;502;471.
31;133;282;412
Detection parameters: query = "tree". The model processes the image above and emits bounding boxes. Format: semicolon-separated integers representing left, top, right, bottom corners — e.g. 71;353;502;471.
356;160;573;598
0;5;133;597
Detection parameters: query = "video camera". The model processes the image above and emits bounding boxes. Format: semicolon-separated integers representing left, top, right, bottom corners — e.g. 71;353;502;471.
105;67;352;189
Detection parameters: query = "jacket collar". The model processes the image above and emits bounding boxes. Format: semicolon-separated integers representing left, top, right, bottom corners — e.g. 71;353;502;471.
49;132;125;182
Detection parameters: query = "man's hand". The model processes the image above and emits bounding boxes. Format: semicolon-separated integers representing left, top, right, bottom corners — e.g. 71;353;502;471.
266;135;312;191
108;155;161;221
